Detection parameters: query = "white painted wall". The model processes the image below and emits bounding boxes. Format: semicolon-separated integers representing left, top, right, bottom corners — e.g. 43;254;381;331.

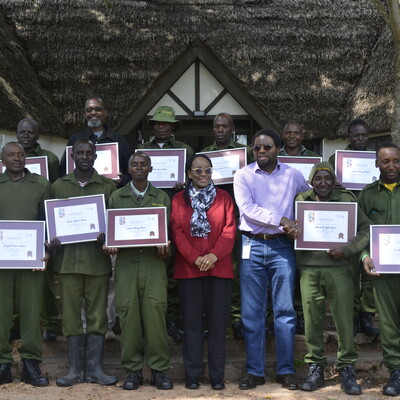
322;139;348;161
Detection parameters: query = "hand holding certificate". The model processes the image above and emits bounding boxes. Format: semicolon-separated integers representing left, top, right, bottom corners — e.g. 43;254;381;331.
370;225;400;273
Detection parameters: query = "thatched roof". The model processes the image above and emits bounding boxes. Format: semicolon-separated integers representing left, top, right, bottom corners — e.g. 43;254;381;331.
0;7;64;135
0;0;393;140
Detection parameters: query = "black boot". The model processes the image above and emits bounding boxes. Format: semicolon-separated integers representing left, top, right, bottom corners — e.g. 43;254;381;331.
84;334;117;385
21;359;49;387
339;365;361;395
360;312;380;336
298;363;325;391
383;369;400;396
56;335;85;387
151;369;173;390
0;363;12;384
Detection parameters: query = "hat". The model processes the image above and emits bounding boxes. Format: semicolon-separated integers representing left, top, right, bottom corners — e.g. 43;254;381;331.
147;106;182;130
308;161;336;184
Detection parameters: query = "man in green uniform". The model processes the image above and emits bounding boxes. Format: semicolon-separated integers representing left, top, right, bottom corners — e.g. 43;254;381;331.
360;143;400;396
279;121;320;335
279;121;319;157
107;152;173;391
329;119;378;337
16;117;59;342
201;112;253;339
0;142;50;386
296;162;369;395
139;106;193;343
50;139;117;387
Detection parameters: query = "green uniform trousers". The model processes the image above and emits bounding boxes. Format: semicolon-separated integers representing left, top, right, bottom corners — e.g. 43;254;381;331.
115;250;170;372
300;265;357;369
372;275;400;372
41;259;59;331
0;269;44;363
58;273;109;337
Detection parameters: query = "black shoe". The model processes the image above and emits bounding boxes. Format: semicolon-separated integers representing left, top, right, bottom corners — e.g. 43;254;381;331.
151;370;173;390
123;371;143;390
383;369;400;396
239;374;265;389
211;379;225;390
296;316;305;335
185;379;199;389
339;365;362;395
232;320;244;340
42;330;57;342
56;335;85;387
353;316;360;337
360;312;380;336
21;359;49;387
0;363;12;384
167;320;183;344
276;374;298;390
299;364;325;392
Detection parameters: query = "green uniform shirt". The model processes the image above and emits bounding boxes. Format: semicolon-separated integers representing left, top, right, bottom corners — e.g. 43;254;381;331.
139;137;194;158
25;143;60;183
51;169;116;275
108;181;171;265
279;145;320;157
0;169;50;220
295;188;370;266
201;139;254;163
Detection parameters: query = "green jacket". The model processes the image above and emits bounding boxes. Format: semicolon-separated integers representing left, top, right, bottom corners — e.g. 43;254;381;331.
51;169;116;275
0;169;50;221
108;181;171;266
25;143;59;183
279;145;320;157
295;188;370;267
139;137;194;158
201;139;254;163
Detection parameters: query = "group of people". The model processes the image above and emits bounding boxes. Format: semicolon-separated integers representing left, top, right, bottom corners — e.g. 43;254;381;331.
1;99;400;397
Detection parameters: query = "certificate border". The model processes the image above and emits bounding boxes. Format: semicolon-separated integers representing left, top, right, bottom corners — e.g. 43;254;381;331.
278;156;322;182
45;194;106;244
0;220;45;269
295;201;357;250
137;149;186;188
1;156;49;180
335;150;379;190
370;225;400;274
197;147;247;185
106;207;168;247
66;143;120;180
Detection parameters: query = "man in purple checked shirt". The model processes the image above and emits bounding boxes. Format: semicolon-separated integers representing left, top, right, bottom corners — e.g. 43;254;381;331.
234;129;309;391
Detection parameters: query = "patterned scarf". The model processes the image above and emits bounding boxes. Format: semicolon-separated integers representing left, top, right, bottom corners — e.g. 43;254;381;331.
189;181;216;237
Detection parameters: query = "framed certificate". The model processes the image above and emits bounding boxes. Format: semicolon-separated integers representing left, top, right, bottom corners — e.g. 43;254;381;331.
335;150;379;190
295;201;357;250
45;194;106;244
137;149;186;188
370;225;400;273
1;156;49;180
278;156;322;182
0;220;45;269
197;148;246;185
66;143;120;180
106;207;168;248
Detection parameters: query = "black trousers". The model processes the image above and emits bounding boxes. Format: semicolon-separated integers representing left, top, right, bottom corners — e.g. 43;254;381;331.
178;276;231;381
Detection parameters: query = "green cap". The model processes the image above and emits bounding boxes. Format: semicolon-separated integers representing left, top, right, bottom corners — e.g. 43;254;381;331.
308;161;336;184
147;106;182;130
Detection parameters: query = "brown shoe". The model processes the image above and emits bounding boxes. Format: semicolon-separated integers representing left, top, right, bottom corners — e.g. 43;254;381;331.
276;374;297;390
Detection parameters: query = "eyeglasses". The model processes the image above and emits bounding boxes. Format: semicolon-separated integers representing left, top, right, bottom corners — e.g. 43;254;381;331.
252;144;276;152
191;168;213;175
85;107;104;113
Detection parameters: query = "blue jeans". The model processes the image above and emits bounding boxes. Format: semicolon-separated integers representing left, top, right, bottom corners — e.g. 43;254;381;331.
240;234;296;376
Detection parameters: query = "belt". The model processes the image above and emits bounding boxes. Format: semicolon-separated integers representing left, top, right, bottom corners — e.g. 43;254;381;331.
241;231;285;240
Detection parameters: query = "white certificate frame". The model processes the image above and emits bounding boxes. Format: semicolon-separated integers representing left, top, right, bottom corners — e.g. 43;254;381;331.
45;194;106;244
278;156;322;183
295;201;357;250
